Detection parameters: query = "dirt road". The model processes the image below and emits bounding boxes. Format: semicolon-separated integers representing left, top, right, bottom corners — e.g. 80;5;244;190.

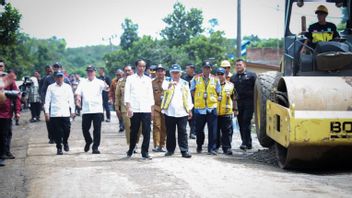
1;111;352;198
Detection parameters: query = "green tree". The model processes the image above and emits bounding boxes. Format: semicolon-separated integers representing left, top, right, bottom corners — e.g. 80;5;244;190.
207;18;219;34
161;2;204;47
183;31;226;69
0;3;21;46
120;18;139;50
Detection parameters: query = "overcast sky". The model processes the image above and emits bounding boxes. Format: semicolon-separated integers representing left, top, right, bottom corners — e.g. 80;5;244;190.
6;0;343;48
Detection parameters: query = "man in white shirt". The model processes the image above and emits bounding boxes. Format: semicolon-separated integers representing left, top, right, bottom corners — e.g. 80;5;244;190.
161;64;193;158
44;71;75;155
75;65;108;154
124;59;154;160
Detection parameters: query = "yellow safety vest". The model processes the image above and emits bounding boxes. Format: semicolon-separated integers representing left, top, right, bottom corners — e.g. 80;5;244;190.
312;31;333;43
217;81;235;116
193;75;218;109
161;81;190;113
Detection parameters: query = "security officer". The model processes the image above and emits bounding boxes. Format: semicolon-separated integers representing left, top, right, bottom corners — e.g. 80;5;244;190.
220;60;233;81
302;5;340;52
230;59;256;150
152;64;167;152
190;61;221;155
216;67;236;155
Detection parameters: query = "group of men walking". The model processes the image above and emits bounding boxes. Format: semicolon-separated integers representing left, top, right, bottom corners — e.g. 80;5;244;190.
113;58;256;159
0;57;257;164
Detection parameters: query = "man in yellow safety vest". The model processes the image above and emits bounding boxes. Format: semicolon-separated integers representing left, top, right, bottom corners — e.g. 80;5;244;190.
190;61;221;155
215;67;237;155
161;64;193;158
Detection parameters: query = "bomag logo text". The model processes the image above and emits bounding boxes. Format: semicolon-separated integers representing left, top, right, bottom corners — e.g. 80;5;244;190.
330;122;352;138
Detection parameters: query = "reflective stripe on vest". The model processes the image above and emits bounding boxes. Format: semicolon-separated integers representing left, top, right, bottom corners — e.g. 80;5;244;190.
161;82;190;113
194;76;218;109
312;31;333;43
217;82;234;116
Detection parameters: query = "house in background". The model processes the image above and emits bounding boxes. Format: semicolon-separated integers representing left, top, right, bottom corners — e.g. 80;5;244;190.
245;48;282;73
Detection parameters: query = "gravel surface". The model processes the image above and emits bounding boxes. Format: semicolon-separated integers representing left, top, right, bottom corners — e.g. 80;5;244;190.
1;111;352;198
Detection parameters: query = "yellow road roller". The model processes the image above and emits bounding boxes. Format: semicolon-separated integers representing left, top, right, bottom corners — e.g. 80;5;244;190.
254;0;352;169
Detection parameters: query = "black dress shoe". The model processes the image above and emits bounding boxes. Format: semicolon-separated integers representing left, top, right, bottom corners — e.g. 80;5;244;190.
126;151;133;158
64;144;69;152
57;148;63;155
92;149;101;154
239;144;248;150
142;154;152;160
164;152;174;157
181;152;192;158
224;150;233;155
189;134;196;139
247;145;253;150
196;146;202;153
6;152;15;159
84;142;92;152
208;150;217;155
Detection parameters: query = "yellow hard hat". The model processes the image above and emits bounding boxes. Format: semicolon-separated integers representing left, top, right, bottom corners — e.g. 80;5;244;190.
315;5;328;15
220;60;231;68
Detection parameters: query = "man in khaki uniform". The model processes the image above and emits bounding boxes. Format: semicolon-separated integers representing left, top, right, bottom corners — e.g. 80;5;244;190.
115;65;141;146
110;69;124;132
152;65;167;152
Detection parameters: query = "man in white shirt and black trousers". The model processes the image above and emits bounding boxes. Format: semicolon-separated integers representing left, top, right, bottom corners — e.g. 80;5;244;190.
44;71;75;155
161;64;193;158
75;65;109;154
124;59;154;160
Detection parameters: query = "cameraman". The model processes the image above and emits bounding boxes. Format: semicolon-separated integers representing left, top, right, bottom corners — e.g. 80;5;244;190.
0;60;21;163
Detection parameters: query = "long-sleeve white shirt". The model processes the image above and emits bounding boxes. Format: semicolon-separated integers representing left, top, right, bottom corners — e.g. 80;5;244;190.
162;79;193;117
44;82;75;117
124;74;154;113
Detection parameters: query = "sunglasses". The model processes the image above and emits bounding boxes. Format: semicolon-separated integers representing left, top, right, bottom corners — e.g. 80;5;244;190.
217;73;225;76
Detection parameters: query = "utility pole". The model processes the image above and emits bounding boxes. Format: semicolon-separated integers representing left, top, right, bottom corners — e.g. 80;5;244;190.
236;0;241;59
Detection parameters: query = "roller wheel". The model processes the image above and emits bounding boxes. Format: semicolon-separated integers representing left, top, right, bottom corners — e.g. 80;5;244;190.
275;143;290;169
254;71;282;147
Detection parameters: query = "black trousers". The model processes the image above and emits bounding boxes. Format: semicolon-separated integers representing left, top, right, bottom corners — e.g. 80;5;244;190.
5;119;12;154
51;117;71;149
128;113;151;157
0;118;11;156
102;93;111;120
82;113;103;150
164;115;189;153
237;100;254;147
195;109;218;152
46;120;54;141
30;102;41;119
217;115;233;152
